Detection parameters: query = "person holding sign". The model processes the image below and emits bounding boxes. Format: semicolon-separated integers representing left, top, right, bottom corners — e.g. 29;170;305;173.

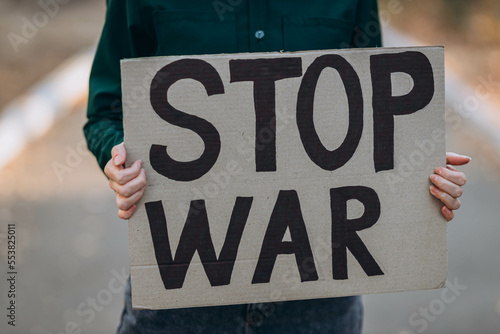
84;0;470;333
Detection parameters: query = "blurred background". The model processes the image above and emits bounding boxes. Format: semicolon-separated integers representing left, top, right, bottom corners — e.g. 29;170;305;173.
0;0;499;333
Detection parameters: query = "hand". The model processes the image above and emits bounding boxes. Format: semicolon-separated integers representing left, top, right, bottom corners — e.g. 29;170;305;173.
104;142;146;220
430;152;470;221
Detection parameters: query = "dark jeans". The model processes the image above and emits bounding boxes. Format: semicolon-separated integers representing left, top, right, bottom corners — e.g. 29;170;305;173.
118;278;363;334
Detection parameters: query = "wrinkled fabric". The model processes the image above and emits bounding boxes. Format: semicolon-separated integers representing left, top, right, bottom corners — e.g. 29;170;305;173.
118;278;363;334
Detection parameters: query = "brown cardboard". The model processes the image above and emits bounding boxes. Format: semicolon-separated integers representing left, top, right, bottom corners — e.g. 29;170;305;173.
121;46;446;310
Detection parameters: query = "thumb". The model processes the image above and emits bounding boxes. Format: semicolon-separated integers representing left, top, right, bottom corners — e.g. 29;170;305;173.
446;152;471;166
112;142;126;166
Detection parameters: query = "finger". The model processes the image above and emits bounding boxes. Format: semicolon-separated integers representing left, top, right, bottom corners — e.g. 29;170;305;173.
434;166;467;186
116;186;146;211
446;152;471;166
441;206;455;221
110;169;146;197
430;174;463;198
109;160;142;185
104;158;116;180
106;159;139;184
111;142;126;166
430;185;461;210
118;205;137;220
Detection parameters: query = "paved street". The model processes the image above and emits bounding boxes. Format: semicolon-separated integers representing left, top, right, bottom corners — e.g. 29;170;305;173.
0;108;129;334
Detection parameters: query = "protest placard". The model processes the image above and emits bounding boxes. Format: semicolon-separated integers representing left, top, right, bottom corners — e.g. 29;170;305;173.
121;46;446;310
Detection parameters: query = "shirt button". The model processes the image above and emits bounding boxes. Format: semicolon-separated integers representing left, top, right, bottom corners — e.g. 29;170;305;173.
255;30;265;40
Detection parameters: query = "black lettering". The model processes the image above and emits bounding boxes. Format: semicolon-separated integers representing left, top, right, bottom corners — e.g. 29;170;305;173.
371;51;435;172
252;190;318;284
145;197;253;289
230;58;303;172
150;59;224;181
330;186;384;280
297;55;363;170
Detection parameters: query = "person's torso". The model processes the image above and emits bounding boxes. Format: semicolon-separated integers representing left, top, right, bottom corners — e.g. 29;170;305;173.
134;0;363;56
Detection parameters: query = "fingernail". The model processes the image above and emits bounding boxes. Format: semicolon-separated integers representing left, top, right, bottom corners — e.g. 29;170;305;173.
442;206;452;216
456;153;472;161
114;155;121;165
141;168;146;175
435;168;442;175
430;175;436;182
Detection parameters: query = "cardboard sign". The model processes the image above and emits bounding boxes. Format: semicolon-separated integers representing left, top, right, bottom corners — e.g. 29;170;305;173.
121;46;446;310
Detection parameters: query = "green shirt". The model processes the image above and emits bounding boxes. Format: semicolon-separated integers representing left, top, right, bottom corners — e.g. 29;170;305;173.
84;0;381;172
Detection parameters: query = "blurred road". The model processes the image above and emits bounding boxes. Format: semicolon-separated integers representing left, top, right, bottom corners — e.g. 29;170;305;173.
0;107;130;334
0;0;104;109
0;96;499;334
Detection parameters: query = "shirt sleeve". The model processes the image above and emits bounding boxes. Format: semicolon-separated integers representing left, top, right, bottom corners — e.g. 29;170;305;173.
351;0;382;48
83;0;153;172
